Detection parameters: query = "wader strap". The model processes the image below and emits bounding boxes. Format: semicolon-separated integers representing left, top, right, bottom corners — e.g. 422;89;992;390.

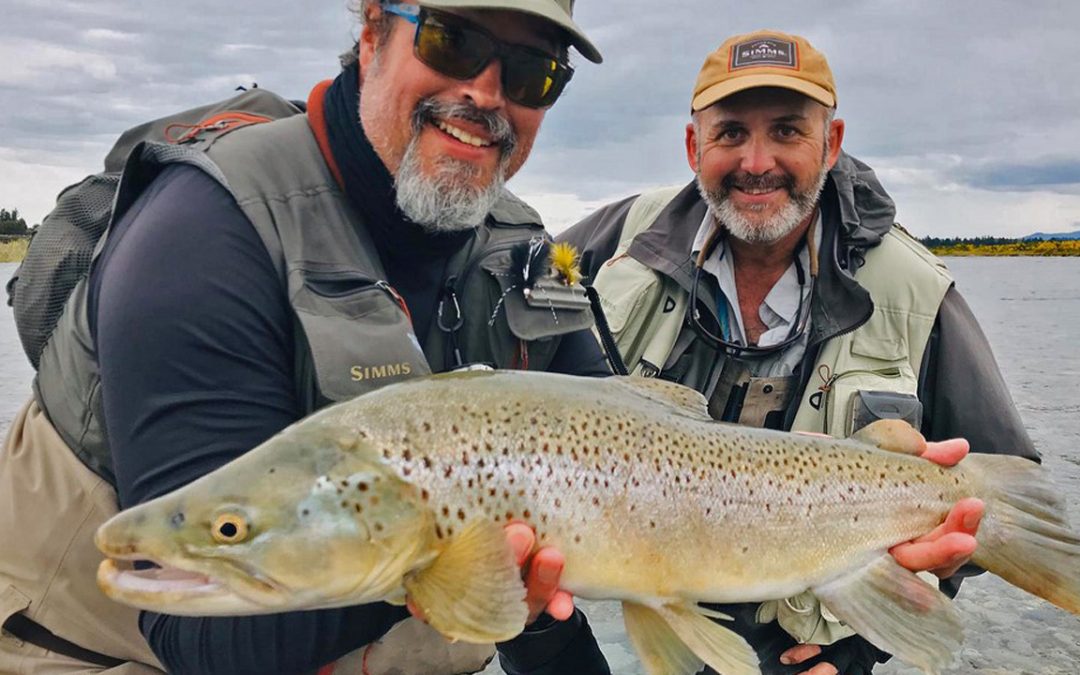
3;613;125;668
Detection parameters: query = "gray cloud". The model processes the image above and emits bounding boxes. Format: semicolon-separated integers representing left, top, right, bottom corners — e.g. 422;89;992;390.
3;0;1080;235
961;159;1080;191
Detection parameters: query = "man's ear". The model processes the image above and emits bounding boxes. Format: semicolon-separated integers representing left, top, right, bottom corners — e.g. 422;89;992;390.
685;120;700;173
358;8;381;73
826;117;845;170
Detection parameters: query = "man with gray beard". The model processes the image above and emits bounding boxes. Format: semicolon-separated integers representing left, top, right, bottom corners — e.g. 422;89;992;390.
0;1;617;674
560;29;1037;674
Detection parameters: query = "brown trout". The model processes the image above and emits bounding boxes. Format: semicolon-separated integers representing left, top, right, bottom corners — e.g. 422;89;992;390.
96;371;1080;675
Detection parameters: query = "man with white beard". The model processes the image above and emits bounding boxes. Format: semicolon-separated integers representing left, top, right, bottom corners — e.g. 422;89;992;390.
0;1;616;674
560;29;1038;675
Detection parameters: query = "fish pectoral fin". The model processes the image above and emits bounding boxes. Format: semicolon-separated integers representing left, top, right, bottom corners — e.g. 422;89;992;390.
812;554;961;675
403;519;527;644
851;419;925;455
623;601;760;675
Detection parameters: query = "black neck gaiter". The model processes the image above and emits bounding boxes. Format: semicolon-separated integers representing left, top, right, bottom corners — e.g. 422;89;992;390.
322;63;475;343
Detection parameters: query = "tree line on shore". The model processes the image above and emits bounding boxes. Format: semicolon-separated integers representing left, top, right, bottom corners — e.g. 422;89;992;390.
1;205;1077;259
920;235;1080;257
0;208;32;237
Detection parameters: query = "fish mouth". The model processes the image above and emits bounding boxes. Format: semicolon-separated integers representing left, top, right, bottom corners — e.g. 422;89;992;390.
97;553;287;616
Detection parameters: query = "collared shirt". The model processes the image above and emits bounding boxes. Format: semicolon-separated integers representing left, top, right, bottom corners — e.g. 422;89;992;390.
691;210;822;377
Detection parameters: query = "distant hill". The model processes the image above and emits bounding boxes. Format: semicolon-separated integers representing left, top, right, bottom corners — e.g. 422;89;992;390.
1024;229;1080;241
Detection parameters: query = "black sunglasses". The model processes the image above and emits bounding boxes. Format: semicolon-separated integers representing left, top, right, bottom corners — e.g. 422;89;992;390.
381;3;574;109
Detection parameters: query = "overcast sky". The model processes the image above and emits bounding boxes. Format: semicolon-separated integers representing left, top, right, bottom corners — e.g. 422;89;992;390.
2;0;1078;237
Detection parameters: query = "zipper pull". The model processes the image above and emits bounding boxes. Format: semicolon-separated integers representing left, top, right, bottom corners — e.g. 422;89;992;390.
376;281;412;324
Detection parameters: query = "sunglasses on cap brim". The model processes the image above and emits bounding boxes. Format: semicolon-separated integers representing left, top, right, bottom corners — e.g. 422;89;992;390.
380;2;574;109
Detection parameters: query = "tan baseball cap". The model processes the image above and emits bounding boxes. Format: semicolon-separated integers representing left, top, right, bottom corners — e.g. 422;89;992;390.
692;30;835;111
419;0;602;63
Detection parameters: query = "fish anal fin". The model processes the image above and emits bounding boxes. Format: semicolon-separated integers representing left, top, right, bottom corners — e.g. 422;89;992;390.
622;602;705;675
404;519;527;643
851;419;925;455
813;554;961;674
612;377;711;420
656;603;761;675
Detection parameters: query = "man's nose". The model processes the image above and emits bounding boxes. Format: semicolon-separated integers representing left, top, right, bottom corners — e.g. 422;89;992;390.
459;59;507;111
739;135;778;176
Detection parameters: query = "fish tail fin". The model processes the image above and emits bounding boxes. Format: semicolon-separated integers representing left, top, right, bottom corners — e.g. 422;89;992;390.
622;601;760;675
966;454;1080;615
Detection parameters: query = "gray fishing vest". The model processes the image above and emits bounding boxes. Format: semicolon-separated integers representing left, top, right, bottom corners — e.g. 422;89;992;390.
35;114;593;484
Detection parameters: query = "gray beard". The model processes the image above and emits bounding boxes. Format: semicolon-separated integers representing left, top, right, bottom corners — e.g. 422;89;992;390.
698;161;830;245
393;98;516;234
395;139;510;234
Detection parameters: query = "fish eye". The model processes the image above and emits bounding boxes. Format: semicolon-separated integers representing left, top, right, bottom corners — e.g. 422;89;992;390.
212;514;250;544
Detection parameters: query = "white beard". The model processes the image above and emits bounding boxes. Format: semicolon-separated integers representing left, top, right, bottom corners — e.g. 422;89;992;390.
394;139;509;234
698;159;830;245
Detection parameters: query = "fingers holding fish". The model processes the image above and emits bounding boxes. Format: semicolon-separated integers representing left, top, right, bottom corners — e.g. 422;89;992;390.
890;497;984;579
779;643;821;666
919;437;970;467
505;522;575;623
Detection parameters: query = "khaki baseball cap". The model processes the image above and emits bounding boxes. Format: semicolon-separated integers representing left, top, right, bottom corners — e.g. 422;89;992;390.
692;30;835;111
419;0;602;63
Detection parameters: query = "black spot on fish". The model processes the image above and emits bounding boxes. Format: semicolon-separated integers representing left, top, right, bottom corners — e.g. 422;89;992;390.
170;512;185;529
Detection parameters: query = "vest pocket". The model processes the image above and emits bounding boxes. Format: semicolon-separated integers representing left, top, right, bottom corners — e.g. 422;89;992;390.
480;254;594;341
822;334;919;437
291;274;431;402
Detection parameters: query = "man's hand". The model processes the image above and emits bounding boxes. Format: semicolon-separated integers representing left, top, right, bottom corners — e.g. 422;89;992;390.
889;438;983;579
505;522;575;623
781;437;982;674
406;522;574;626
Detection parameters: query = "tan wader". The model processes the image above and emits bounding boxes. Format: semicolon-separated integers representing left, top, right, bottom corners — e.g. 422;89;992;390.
0;400;494;675
0;400;163;674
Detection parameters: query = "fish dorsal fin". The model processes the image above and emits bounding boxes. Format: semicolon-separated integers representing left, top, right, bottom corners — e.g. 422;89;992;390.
403;519;527;643
622;601;760;675
850;419;926;456
813;554;961;674
612;377;711;420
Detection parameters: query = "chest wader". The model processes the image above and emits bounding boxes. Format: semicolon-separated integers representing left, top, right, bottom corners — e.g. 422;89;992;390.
4;113;591;675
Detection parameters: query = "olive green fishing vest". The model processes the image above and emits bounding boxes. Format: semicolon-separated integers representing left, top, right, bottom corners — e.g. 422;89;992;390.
34;114;593;484
593;187;953;437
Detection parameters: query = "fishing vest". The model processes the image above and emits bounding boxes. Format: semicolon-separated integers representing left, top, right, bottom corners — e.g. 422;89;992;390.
592;187;953;437
34;113;593;485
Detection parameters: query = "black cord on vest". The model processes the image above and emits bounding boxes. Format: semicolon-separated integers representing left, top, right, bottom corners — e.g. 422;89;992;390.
585;285;629;376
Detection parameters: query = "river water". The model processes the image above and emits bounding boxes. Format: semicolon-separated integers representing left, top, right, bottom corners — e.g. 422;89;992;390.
1;258;1078;673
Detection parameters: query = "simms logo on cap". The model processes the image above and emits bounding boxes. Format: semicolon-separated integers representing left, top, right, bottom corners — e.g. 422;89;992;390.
730;38;798;70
